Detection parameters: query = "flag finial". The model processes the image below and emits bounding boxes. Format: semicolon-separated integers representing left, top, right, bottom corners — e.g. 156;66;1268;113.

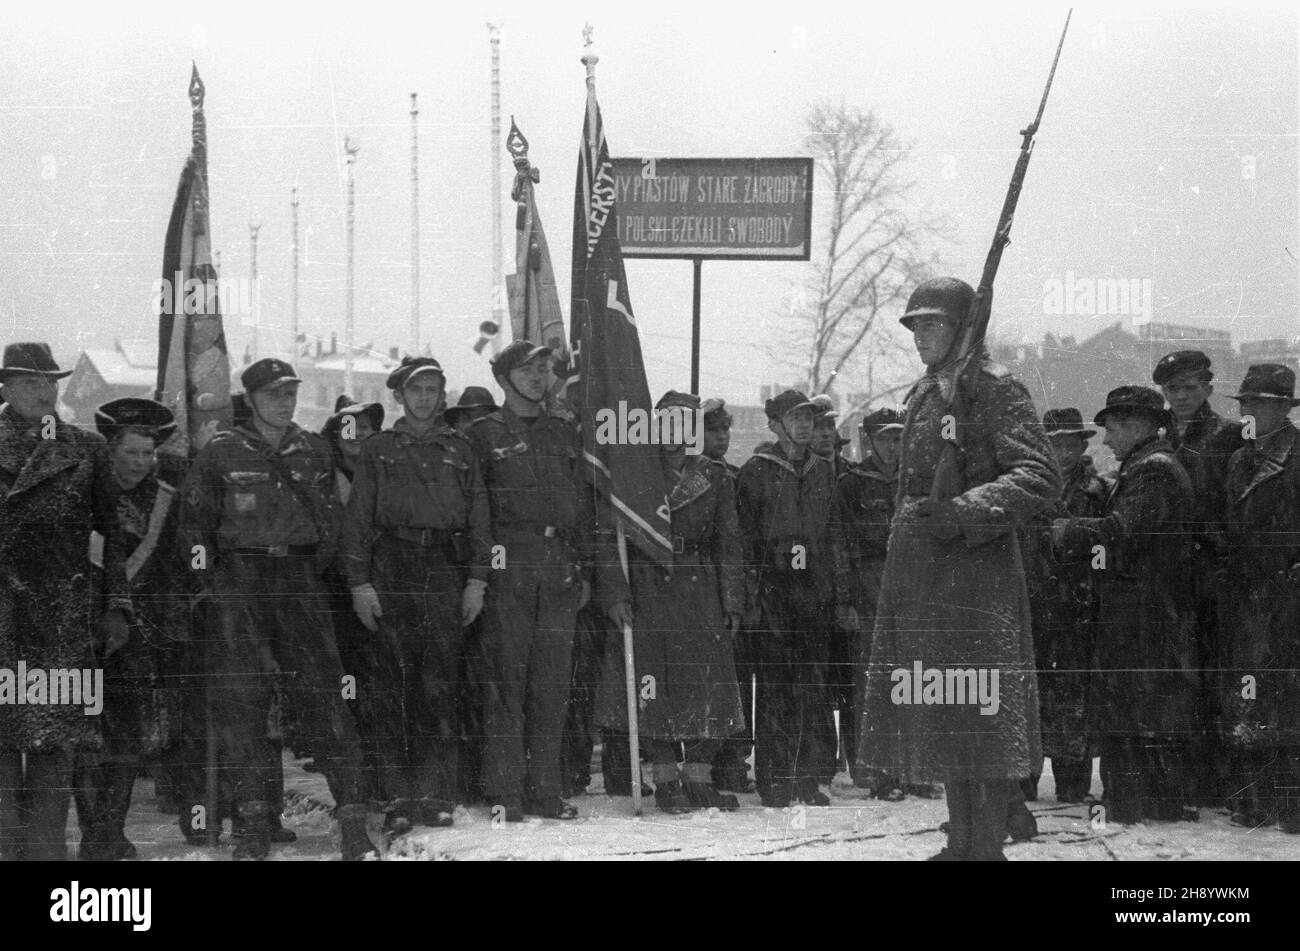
581;23;598;80
189;63;204;110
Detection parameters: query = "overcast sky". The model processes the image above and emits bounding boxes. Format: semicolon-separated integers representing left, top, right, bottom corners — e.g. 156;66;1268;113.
1;1;1295;406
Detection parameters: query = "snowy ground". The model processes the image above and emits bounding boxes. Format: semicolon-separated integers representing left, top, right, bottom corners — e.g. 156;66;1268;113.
97;752;1299;861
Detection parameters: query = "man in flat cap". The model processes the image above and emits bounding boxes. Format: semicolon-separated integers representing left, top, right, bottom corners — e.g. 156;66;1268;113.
341;355;490;834
1022;409;1109;804
857;278;1059;860
837;408;904;797
0;343;133;861
1052;386;1196;824
1216;364;1300;833
737;389;849;807
179;358;373;860
467;341;593;821
1153;349;1243;805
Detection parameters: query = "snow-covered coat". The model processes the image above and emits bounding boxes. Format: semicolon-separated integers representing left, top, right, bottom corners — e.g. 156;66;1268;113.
857;361;1059;783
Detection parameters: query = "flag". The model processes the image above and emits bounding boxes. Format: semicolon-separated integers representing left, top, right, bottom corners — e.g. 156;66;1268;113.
506;118;567;357
155;64;232;456
569;69;673;566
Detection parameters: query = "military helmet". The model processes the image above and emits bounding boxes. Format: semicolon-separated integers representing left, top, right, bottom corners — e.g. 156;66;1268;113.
900;277;975;331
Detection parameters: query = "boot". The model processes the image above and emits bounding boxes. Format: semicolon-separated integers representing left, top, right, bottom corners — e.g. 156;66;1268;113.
338;804;378;861
99;763;139;860
970;780;1014;861
268;813;298;844
1006;789;1038;842
1020;773;1040;803
232;801;271;861
682;763;738;811
933;778;972;861
654;780;692;815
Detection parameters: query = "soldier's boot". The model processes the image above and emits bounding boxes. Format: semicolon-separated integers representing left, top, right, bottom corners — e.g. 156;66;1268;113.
232;801;271;861
970;780;1013;861
929;779;972;861
681;763;739;811
100;763;138;860
1006;787;1038;842
337;804;379;861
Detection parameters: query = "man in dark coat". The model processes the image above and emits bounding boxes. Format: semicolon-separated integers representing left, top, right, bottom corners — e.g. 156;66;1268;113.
857;279;1059;861
602;391;746;813
342;356;489;833
1217;364;1300;832
737;390;850;807
1053;386;1197;825
0;343;132;862
1154;350;1243;805
1023;408;1109;804
468;342;594;822
180;358;374;860
837;408;902;795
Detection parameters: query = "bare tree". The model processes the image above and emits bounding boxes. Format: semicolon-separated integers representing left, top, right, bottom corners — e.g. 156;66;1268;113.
776;102;950;407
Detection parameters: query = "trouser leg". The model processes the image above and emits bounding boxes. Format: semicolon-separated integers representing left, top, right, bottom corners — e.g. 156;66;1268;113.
753;621;794;801
481;572;533;808
522;571;575;804
943;778;973;857
23;748;74;861
970;779;1015;860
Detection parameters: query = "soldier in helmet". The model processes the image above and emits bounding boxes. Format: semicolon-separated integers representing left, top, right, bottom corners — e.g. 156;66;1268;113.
1216;365;1300;832
857;279;1059;860
342;356;489;834
1052;386;1197;824
178;358;374;860
468;341;594;821
737;390;851;807
1152;350;1243;807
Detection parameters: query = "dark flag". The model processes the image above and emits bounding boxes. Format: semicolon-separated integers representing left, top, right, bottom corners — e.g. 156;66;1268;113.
155;63;232;456
569;65;673;566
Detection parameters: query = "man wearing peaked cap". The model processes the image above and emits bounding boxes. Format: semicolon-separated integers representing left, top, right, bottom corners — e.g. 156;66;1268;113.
1021;408;1109;805
469;340;593;821
1218;363;1300;832
737;388;851;807
341;349;490;833
0;341;132;861
178;351;375;860
1052;385;1197;825
1152;349;1244;809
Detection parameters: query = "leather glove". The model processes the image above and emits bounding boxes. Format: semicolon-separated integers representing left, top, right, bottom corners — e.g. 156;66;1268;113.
99;609;131;657
351;584;383;632
461;579;487;627
915;498;961;542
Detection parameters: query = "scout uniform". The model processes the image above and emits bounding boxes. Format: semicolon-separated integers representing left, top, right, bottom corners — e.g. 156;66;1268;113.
468;342;594;820
179;358;372;860
341;357;490;830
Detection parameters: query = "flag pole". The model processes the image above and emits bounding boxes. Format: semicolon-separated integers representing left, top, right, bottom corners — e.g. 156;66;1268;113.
344;136;360;396
488;22;506;354
410;92;420;355
616;523;643;816
290;186;300;357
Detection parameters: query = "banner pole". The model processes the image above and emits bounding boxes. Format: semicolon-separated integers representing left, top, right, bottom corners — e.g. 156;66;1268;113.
616;523;642;815
690;257;702;393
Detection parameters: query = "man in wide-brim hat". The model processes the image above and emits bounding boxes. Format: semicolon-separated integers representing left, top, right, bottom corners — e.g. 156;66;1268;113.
443;386;499;434
1217;364;1300;832
1052;385;1197;824
0;342;132;861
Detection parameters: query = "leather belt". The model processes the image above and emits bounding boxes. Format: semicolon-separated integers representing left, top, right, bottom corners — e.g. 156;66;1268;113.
388;526;454;548
498;524;567;540
233;544;317;557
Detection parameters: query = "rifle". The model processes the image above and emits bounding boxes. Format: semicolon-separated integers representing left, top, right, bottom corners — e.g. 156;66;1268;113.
930;10;1072;503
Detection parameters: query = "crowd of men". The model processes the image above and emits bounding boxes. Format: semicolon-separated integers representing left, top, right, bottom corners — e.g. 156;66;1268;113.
0;273;1297;861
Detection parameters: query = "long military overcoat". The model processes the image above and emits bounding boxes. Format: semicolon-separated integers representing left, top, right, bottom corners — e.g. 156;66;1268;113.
857;362;1059;783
